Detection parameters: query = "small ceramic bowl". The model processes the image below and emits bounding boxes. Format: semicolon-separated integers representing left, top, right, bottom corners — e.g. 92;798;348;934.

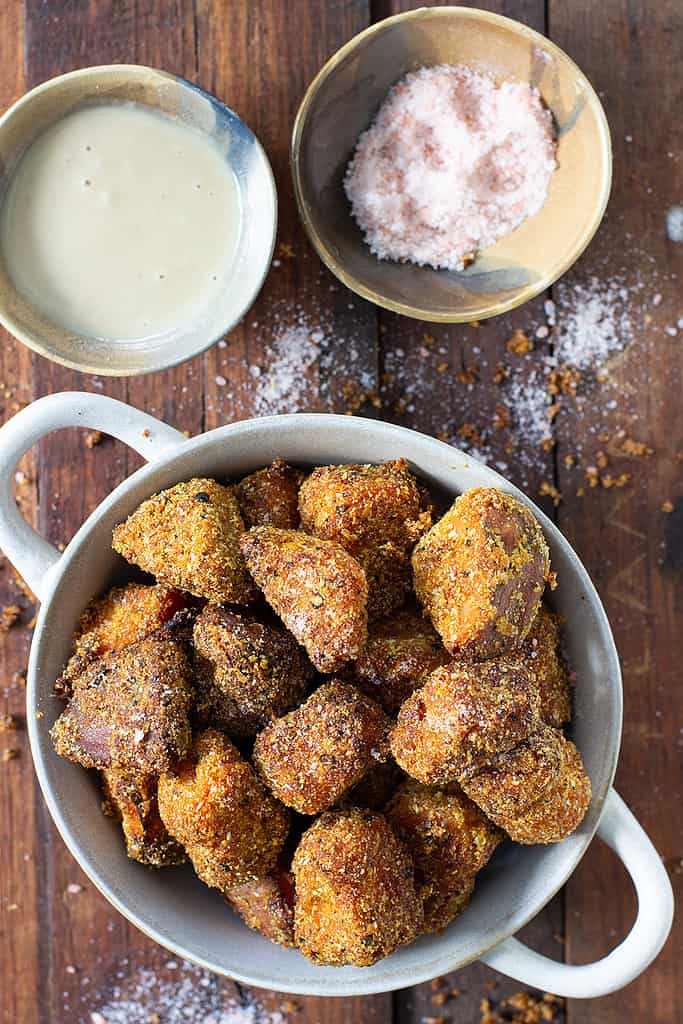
291;7;612;323
0;65;277;375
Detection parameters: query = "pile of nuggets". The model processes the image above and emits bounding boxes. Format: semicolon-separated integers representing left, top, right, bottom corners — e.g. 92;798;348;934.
51;458;591;968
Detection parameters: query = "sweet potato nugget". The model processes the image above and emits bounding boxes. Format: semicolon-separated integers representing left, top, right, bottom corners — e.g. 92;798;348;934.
112;478;256;604
193;605;314;736
240;527;368;673
101;769;185;868
51;636;193;772
252;681;391;814
385;780;501;932
523;605;571;727
299;459;431;619
235;460;304;529
345;758;405;812
412;487;550;660
157;729;289;890
390;659;541;785
462;725;591;844
292;807;423;966
352;604;451;714
57;583;186;694
226;868;295;948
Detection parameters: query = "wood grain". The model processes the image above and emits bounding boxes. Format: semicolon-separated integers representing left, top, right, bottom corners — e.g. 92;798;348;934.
379;2;565;1021
550;2;682;1022
0;0;679;1021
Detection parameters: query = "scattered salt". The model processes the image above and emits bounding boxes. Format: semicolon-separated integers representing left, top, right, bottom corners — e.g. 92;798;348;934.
665;206;683;243
84;960;287;1024
554;275;636;371
345;64;557;270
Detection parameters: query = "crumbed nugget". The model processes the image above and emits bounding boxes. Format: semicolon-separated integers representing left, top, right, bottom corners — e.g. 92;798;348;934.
235;460;304;529
299;459;431;619
292;807;422;966
51;637;193;772
239;527;368;673
252;681;391;814
412;487;550;659
112;478;256;604
390;659;541;785
385;780;501;932
523;605;571;727
101;769;185;867
226;867;295;948
462;725;591;844
57;583;186;694
193;605;314;736
344;758;405;812
157;729;289;890
351;604;451;713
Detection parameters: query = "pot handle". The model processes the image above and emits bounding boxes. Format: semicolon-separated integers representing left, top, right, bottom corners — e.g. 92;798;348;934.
0;391;187;602
480;788;674;998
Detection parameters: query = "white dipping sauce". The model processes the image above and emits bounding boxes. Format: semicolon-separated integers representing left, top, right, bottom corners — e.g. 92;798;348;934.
0;103;240;339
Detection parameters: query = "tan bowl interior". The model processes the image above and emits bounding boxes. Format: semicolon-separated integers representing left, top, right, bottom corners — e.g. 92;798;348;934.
291;7;611;322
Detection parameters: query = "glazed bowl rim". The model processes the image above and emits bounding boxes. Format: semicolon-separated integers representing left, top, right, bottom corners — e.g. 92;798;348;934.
0;63;277;375
290;5;612;323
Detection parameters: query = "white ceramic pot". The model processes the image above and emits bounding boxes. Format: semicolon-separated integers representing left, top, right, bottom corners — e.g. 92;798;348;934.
0;392;673;999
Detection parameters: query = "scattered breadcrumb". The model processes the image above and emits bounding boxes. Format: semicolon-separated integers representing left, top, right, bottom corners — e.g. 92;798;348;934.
507;329;533;354
0;714;17;732
539;481;562;506
1;748;18;762
661;500;674;513
85;430;103;449
620;437;653;457
480;991;564;1024
456;365;479;386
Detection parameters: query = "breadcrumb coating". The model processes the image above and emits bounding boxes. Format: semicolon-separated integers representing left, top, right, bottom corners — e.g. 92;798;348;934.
344;758;405;812
412;487;550;659
253;681;391;814
193;605;314;737
385;780;501;932
463;726;591;844
101;769;185;868
523;605;571;727
51;636;193;772
390;659;541;785
226;869;295;948
112;478;256;604
235;460;304;529
351;603;451;713
57;583;186;694
299;459;431;619
240;527;368;673
462;724;564;821
292;807;423;966
157;729;289;890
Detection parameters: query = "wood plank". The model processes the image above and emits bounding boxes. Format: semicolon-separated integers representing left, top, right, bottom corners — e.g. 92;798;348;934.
196;2;388;1021
0;7;42;1024
549;2;682;1022
374;2;566;1021
21;3;221;1023
199;0;378;431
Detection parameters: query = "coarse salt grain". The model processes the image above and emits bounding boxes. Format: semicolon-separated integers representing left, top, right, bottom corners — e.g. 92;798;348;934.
344;64;557;271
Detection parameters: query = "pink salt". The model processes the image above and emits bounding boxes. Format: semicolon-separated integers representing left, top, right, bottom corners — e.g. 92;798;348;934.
344;64;557;271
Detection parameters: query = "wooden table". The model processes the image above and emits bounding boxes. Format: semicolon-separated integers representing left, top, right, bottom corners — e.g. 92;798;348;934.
0;1;680;1021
